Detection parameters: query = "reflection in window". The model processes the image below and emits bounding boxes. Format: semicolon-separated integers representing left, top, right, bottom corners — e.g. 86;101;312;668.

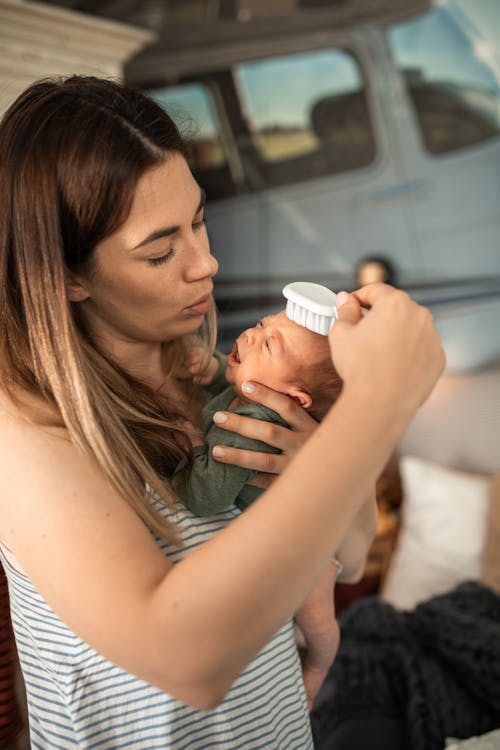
148;83;235;199
236;49;375;186
389;5;500;154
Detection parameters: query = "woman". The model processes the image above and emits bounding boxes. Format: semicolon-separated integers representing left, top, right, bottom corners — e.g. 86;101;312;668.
0;76;445;749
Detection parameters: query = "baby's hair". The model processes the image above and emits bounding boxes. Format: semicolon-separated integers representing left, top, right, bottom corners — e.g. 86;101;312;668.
296;338;343;421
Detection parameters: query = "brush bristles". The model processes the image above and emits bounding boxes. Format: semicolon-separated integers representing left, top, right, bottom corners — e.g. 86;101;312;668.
285;300;333;336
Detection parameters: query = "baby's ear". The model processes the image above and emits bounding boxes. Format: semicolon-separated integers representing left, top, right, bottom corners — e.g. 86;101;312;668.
286;386;312;409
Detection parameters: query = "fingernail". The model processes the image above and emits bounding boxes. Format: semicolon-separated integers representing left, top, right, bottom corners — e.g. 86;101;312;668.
242;381;255;393
336;291;349;309
213;411;227;424
212;446;226;458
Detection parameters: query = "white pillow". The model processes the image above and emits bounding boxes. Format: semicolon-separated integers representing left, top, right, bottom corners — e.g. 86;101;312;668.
444;728;500;749
381;455;490;610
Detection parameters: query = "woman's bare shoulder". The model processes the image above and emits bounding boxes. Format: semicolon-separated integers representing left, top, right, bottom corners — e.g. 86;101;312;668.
0;386;141;566
0;387;75;492
0;386;66;437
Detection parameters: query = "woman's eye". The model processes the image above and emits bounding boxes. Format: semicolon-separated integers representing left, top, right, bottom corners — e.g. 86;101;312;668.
147;250;174;267
192;217;206;230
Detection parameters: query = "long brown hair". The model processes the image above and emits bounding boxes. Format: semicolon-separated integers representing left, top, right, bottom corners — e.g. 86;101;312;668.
0;76;216;543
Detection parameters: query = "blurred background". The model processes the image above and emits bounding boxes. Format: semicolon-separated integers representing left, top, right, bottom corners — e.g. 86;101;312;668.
1;0;499;366
1;7;500;749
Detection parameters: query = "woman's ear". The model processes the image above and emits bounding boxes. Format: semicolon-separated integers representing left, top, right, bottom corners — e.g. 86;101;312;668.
65;269;90;302
286;386;312;409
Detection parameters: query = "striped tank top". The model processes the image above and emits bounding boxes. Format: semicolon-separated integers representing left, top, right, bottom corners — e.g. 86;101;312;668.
0;499;313;749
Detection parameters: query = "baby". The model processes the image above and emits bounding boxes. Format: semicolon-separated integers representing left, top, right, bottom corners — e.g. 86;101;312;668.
174;311;343;510
174;310;378;708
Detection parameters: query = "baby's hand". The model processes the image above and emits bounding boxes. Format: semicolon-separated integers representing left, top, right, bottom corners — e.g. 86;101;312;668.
180;347;219;385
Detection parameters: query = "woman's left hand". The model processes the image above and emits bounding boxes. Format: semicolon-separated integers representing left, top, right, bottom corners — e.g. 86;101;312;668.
211;381;318;475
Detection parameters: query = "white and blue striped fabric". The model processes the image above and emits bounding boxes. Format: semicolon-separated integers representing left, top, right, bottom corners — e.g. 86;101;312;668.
1;500;313;749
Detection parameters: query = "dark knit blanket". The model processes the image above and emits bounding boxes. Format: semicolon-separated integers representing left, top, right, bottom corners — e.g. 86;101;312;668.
311;582;500;750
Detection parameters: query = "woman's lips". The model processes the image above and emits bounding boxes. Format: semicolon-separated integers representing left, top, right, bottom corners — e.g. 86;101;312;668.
185;294;212;316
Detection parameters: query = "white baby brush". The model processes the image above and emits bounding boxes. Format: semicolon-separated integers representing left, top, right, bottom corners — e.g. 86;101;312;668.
282;281;338;336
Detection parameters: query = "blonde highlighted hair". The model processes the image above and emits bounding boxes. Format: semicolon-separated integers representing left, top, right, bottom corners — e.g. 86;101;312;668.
0;76;216;543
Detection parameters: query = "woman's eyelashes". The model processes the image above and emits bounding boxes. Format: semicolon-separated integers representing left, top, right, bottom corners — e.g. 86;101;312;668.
147;249;174;267
193;217;206;231
146;218;205;266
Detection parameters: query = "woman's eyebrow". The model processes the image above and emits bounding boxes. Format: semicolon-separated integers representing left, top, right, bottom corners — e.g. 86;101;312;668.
133;188;206;249
196;187;206;216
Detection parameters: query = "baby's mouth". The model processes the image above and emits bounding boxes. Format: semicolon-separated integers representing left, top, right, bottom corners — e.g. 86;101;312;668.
228;341;241;365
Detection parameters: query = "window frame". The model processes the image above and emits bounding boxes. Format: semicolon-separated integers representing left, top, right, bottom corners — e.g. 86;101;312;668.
386;4;500;158
230;44;378;189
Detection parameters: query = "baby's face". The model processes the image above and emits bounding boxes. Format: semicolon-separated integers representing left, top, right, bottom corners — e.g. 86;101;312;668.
225;310;324;395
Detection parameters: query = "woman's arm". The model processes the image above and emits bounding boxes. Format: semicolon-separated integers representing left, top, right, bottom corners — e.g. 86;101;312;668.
0;285;444;709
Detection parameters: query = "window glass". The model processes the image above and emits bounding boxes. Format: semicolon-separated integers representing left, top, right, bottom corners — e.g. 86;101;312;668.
388;5;500;154
235;49;375;186
149;83;236;199
150;83;225;168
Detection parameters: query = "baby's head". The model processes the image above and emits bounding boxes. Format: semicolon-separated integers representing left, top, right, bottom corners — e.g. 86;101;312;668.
225;310;342;419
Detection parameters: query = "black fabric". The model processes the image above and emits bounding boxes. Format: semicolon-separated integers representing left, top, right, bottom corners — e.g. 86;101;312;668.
311;582;500;750
316;716;409;750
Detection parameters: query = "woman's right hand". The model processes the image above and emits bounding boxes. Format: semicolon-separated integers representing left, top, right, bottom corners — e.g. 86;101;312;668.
330;284;445;420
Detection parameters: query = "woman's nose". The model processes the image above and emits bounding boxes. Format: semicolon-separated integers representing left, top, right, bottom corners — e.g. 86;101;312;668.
185;246;219;282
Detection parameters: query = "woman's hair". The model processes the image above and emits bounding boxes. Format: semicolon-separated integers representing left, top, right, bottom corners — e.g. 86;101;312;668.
0;75;217;543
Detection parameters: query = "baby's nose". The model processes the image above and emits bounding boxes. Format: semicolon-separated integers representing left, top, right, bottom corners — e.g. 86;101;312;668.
244;327;258;345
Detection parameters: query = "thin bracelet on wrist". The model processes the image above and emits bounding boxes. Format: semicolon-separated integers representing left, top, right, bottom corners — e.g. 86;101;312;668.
330;556;343;579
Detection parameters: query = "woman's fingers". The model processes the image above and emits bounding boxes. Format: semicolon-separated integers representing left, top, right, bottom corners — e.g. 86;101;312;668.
334;289;363;324
238;382;319;432
211;383;319;470
212;442;287;474
213;398;315;453
352;280;396;301
214;409;294;450
330;284;446;417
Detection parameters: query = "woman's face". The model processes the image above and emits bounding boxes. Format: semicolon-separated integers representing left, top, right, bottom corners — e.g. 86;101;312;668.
73;153;218;352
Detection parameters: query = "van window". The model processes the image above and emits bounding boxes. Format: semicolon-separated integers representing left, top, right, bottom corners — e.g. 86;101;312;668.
235;48;376;187
149;82;236;199
389;5;500;154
